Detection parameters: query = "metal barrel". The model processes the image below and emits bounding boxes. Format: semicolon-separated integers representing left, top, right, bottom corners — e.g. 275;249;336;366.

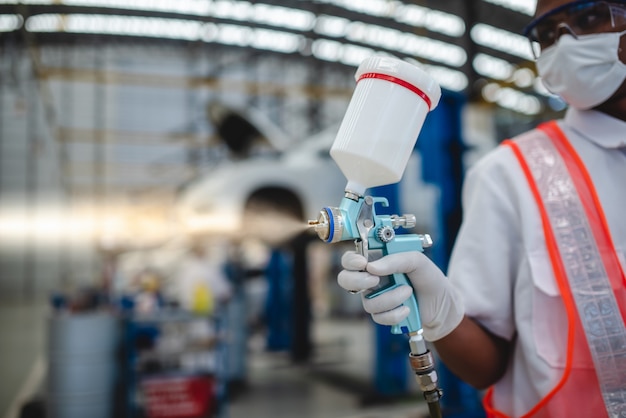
46;313;120;418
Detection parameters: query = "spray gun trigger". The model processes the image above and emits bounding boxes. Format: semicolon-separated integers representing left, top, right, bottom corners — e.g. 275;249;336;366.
354;239;364;258
356;197;374;259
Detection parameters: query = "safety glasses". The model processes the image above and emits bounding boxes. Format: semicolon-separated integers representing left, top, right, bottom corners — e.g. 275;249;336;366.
523;0;626;58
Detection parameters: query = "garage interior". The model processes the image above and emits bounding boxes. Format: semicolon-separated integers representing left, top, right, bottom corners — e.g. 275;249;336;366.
0;1;566;418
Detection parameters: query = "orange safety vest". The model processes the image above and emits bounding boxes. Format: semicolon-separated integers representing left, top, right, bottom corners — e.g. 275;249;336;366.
482;121;626;418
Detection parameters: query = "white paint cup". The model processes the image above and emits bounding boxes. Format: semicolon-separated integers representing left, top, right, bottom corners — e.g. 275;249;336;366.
330;55;441;196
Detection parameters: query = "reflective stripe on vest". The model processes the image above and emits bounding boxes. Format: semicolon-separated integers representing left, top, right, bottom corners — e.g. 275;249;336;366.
483;121;626;418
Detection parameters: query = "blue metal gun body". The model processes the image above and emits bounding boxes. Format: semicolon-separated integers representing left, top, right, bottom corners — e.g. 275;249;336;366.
327;194;427;335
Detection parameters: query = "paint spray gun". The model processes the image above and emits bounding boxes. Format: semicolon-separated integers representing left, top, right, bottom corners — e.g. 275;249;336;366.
307;55;444;417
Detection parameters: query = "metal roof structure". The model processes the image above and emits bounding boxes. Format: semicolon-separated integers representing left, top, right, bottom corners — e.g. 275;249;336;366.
0;0;555;114
0;1;568;297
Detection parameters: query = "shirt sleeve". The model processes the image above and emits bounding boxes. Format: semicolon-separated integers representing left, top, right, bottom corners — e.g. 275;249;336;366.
447;145;524;341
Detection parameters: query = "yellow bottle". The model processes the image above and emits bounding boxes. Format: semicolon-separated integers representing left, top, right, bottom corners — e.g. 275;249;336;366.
191;283;214;315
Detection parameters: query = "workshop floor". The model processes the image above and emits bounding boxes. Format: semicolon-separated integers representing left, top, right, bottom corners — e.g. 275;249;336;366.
0;299;429;418
0;298;48;418
226;318;429;418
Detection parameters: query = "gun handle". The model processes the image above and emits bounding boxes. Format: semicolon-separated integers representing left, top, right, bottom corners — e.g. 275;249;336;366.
365;272;422;334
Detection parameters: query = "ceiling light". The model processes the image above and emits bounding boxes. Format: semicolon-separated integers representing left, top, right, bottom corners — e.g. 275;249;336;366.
482;0;536;16
481;82;500;102
216;23;252;47
25;14;306;54
250;28;304;54
314;0;395;17
473;53;514;80
314;0;464;37
210;1;316;32
6;0;317;31
308;47;468;92
27;14;203;40
311;38;375;66
0;14;22;31
345;21;466;67
315;15;349;38
252;3;316;31
471;23;533;60
481;82;542;115
512;67;535;88
417;64;468;92
340;43;378;66
2;0;212;15
395;4;465;37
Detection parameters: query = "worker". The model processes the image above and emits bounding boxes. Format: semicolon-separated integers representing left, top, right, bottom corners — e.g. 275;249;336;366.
175;241;232;315
336;0;626;417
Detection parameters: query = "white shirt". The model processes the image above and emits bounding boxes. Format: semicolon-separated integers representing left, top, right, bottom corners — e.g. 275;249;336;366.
447;107;626;416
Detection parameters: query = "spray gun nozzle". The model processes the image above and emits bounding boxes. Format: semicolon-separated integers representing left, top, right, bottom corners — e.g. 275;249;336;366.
307;210;331;242
308;207;344;243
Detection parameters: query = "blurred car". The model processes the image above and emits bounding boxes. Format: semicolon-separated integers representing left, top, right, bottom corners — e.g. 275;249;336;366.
175;103;439;246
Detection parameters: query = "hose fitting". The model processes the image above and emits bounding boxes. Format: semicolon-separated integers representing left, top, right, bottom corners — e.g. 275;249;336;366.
409;350;443;418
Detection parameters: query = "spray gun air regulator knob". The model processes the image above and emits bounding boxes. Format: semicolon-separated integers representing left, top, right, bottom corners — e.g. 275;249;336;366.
377;226;395;243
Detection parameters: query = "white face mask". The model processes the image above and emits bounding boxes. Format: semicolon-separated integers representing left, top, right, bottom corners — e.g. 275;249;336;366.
536;30;626;110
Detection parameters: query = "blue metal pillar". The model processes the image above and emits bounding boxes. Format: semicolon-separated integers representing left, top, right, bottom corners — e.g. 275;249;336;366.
222;248;249;389
264;249;292;351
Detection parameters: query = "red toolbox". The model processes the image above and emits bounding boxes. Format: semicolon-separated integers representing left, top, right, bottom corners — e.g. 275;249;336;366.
141;375;215;418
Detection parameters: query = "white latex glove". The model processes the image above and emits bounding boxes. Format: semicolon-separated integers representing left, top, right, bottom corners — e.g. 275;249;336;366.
337;251;464;341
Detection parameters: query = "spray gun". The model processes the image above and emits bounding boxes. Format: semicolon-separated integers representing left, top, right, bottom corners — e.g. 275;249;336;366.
307;55;443;417
308;189;444;418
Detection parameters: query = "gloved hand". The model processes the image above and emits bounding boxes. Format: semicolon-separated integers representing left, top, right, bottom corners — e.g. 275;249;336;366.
337;251;464;341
